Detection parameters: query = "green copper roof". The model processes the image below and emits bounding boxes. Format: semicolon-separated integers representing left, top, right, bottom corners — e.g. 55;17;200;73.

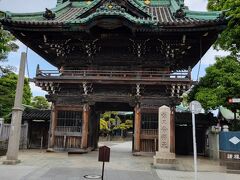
0;0;226;28
220;106;240;120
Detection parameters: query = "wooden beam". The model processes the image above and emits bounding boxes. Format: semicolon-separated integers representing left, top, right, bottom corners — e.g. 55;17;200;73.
134;104;141;152
49;104;57;149
81;104;90;149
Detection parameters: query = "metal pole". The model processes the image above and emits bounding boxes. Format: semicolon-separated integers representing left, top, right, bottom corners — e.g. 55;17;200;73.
192;111;198;180
234;106;237;130
101;162;105;180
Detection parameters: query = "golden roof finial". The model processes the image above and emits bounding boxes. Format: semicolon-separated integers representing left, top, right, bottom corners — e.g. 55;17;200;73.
144;0;151;5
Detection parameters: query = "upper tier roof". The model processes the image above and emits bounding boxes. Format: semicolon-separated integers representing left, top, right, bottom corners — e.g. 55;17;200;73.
0;0;226;28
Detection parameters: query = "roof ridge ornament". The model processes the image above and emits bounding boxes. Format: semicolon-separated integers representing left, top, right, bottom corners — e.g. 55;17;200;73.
174;5;186;19
43;8;56;20
97;1;125;12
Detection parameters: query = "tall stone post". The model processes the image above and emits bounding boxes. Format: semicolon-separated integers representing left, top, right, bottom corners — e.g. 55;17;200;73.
134;104;141;152
3;52;26;165
154;105;175;166
81;104;89;149
48;104;57;149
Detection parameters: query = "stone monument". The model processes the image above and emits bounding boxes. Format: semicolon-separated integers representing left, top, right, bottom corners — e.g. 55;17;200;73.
154;105;175;165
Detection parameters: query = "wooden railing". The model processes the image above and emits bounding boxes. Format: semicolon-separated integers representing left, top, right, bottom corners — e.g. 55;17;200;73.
140;129;158;152
141;129;158;139
55;126;82;137
36;69;191;80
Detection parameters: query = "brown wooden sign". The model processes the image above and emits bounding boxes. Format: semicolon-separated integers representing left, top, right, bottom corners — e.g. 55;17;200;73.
98;146;110;162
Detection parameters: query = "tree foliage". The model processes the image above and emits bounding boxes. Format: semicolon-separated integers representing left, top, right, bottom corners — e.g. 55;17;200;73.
208;0;240;57
189;56;240;110
31;96;50;109
0;73;32;117
113;119;133;131
0;27;19;73
99;112;133;136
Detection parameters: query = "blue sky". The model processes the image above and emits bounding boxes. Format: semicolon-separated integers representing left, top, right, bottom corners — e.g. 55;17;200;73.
0;0;229;96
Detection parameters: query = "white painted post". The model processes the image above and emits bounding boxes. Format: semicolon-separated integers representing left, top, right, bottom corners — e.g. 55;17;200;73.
190;101;202;180
192;110;197;180
3;52;26;165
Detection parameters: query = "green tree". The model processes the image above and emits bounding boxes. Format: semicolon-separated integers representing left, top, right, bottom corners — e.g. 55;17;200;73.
0;73;32;117
189;56;240;130
208;0;240;57
31;96;50;109
99;112;121;135
189;56;240;111
100;118;109;135
0;27;19;73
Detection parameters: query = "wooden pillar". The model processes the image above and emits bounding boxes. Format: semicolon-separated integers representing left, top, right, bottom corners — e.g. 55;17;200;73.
170;107;175;154
134;104;141;152
49;104;57;149
81;104;89;149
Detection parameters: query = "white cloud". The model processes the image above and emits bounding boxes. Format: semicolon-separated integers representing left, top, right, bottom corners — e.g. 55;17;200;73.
30;82;47;97
201;47;230;65
185;0;208;11
0;0;56;12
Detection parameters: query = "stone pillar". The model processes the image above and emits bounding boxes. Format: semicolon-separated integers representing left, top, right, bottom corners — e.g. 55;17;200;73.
209;132;220;160
49;104;57;149
3;52;26;165
0;118;4;137
81;104;89;149
154;105;175;165
134;104;141;152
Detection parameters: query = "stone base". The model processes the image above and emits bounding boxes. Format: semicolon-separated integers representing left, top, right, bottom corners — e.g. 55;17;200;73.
46;148;55;152
227;169;240;174
2;159;21;165
132;152;142;156
153;151;176;166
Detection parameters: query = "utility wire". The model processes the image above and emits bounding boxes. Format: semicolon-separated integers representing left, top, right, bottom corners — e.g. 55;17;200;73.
196;39;202;82
25;46;30;79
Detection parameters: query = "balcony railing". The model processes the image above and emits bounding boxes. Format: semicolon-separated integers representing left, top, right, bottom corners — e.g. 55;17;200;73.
36;69;191;80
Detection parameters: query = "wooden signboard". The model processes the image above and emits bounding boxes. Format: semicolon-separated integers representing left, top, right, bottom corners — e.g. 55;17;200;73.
98;146;110;162
98;146;110;180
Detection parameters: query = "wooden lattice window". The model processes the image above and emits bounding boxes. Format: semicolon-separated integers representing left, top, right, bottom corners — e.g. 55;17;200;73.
56;111;82;132
141;113;158;129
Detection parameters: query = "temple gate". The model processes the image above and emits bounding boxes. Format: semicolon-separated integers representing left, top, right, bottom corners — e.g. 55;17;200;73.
0;0;226;155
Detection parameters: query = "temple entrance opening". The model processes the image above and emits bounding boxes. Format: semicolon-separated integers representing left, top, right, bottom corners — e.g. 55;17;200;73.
98;111;134;153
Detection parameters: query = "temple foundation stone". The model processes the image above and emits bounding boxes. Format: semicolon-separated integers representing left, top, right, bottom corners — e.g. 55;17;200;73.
154;105;176;166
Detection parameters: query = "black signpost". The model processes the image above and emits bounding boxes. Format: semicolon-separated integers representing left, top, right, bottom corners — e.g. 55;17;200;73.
98;146;110;180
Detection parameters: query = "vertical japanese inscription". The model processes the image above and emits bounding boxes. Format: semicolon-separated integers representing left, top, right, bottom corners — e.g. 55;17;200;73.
160;112;168;149
158;106;170;152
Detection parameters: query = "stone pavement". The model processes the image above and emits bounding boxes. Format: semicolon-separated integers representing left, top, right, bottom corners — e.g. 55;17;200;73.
156;170;240;180
0;141;239;180
0;141;157;180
